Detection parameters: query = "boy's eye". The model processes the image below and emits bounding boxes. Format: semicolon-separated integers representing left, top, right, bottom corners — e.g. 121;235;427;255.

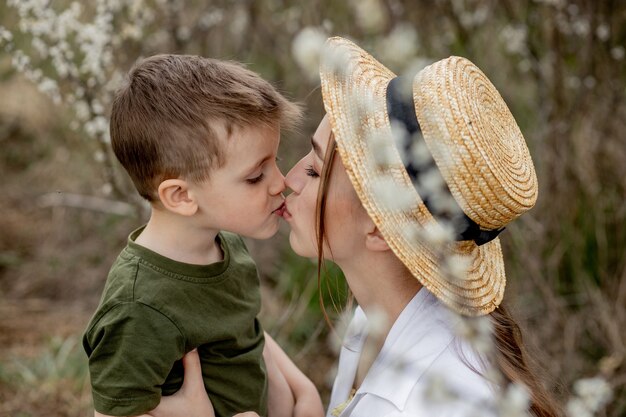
246;173;264;184
305;165;319;178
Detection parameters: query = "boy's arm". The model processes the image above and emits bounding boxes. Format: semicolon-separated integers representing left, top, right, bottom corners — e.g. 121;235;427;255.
264;332;325;417
84;303;185;416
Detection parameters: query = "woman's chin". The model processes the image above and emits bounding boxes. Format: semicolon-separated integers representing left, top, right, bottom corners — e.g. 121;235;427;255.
288;232;316;258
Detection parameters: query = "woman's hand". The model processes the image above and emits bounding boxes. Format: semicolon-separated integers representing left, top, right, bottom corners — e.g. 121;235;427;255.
141;350;260;417
144;349;215;417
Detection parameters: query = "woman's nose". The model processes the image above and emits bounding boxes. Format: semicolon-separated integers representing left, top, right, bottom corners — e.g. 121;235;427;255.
285;162;302;194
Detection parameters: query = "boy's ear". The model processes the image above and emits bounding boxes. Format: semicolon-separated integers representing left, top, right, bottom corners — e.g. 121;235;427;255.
157;179;197;216
365;223;391;252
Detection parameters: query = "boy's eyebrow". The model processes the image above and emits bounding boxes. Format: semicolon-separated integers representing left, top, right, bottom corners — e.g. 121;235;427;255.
244;154;272;175
311;136;323;160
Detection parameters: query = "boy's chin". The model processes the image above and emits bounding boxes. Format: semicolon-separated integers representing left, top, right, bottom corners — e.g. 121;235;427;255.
246;223;280;240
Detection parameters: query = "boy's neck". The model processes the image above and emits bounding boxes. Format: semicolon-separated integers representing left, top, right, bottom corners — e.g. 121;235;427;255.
135;208;223;265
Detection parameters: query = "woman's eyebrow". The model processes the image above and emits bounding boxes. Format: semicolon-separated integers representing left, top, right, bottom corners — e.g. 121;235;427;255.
311;136;323;159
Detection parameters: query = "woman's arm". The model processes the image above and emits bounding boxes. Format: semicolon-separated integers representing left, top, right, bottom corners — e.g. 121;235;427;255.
264;333;325;417
142;337;323;417
264;336;296;417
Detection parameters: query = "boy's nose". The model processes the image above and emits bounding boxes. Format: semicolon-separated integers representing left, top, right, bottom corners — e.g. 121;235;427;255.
269;167;286;196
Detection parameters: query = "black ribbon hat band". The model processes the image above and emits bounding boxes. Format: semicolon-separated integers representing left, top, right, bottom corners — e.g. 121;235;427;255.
385;77;504;246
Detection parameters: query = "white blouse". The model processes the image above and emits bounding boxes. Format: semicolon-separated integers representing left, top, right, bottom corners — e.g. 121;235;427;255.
326;288;498;417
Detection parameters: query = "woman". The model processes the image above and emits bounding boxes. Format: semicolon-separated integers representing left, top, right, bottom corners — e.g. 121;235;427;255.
150;37;561;417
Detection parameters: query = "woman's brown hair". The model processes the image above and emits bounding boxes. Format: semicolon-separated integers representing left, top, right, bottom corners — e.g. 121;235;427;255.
491;304;563;416
314;132;341;326
314;135;562;416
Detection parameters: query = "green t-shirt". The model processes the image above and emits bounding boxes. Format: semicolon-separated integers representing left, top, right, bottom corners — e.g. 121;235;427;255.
82;227;267;417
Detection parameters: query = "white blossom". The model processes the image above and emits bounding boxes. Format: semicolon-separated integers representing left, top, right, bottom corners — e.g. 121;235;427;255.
416;166;446;198
456;4;490;30
0;26;14;42
423;373;458;404
366;305;390;337
376;24;419;70
583;76;596;89
497;383;531;417
566;76;581;90
400;223;422;244
39;77;60;95
389;121;411;165
572;19;590;37
12;50;31;72
595;23;610;41
443;253;472;282
408;135;434;168
368;129;398;166
572;377;613;413
567;3;579;16
230;7;249;38
292;26;328;82
101;182;113;196
94;151;106;163
350;0;388;33
322;19;334;33
401;57;433;81
370;176;416;213
74;100;91;122
421;220;455;245
566;398;593;417
90;101;104;117
500;25;528;56
199;9;224;30
321;40;354;77
176;26;191;41
452;314;494;355
327;309;355;354
610;46;625;60
85;116;110;139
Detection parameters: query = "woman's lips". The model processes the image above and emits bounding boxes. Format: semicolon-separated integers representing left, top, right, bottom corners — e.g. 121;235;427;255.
281;201;292;220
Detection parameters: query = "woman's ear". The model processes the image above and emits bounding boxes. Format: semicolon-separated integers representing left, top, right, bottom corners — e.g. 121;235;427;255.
157;179;198;216
365;224;391;252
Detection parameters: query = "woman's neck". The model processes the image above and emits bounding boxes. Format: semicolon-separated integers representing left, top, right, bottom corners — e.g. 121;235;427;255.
337;251;422;328
336;250;422;388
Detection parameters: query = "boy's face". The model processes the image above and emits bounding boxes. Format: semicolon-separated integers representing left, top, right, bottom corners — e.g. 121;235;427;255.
190;123;286;239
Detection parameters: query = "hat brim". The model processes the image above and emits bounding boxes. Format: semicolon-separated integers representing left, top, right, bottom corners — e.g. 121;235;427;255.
320;37;505;316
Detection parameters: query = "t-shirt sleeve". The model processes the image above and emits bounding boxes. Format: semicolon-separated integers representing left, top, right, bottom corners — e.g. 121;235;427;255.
82;302;185;416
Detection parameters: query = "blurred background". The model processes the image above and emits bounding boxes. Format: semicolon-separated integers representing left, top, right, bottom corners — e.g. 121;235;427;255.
0;0;624;416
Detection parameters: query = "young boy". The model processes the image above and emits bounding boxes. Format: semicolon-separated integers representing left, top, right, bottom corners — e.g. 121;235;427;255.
82;55;321;417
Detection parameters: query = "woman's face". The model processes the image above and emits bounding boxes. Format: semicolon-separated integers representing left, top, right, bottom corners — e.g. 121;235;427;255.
283;115;370;260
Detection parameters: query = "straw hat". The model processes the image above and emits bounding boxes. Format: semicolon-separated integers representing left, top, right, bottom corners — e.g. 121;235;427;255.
319;37;538;316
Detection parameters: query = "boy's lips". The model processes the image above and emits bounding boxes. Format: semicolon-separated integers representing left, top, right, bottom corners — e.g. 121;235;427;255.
272;202;286;217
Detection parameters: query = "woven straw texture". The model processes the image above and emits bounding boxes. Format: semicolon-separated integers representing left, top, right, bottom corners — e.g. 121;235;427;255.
320;37;538;316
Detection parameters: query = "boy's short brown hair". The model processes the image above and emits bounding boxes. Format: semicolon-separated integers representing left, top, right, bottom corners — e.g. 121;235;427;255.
110;54;302;202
